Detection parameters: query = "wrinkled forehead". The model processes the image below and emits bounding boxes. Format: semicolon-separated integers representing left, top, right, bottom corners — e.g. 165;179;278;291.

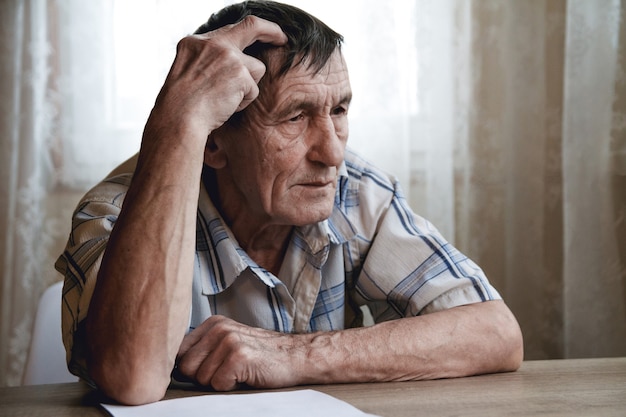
253;48;351;119
260;47;349;92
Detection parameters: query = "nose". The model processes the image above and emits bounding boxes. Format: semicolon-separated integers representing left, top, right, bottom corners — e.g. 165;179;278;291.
307;116;346;167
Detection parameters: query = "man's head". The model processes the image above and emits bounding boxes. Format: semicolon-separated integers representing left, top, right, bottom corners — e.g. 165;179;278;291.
201;1;352;232
195;0;344;84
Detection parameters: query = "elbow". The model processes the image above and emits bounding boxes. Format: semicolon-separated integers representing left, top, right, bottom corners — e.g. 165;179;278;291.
90;364;171;405
498;304;524;372
83;318;174;404
503;323;524;372
110;385;168;406
104;380;168;406
83;339;171;404
473;300;524;375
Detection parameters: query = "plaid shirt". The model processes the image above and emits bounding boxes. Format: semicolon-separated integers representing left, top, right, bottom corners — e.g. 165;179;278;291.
56;148;500;380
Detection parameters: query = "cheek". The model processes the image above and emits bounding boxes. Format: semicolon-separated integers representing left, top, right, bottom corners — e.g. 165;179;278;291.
224;124;273;171
265;148;311;200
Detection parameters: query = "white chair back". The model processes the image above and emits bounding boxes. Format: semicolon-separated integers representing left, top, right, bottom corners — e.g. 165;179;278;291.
22;281;78;385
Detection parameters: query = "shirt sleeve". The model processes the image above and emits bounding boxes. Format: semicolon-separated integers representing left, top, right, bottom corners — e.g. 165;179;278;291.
348;167;501;323
54;174;131;382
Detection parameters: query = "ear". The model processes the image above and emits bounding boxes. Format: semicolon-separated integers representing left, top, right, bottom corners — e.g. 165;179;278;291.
203;132;228;169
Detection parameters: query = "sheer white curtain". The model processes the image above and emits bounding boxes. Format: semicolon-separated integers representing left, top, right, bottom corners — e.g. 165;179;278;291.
1;0;624;386
1;0;60;387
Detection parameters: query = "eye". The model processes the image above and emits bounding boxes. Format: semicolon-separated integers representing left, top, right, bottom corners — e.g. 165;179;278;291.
331;106;347;116
288;113;304;122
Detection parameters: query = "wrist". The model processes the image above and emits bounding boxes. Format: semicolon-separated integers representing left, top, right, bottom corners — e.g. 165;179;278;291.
295;331;342;385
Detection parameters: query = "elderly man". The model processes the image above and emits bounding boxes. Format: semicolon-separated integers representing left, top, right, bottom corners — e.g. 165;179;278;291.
56;0;523;405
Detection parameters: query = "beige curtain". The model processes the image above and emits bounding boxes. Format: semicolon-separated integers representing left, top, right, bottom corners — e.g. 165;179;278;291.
410;0;626;359
0;0;624;387
455;0;626;359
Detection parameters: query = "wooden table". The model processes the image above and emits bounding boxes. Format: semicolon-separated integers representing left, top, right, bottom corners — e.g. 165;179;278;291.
1;358;625;417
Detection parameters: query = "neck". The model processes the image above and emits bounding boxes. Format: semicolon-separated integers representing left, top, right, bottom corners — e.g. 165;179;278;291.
237;225;293;276
206;167;293;275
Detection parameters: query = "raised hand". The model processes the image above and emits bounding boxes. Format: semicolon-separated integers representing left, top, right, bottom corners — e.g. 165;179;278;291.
147;16;287;144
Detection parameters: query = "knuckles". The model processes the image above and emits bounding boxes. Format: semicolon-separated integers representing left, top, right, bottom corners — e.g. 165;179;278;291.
237;15;264;32
172;36;256;83
174;35;231;63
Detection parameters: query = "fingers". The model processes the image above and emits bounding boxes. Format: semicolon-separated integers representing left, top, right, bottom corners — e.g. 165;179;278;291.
236;54;264;112
175;316;233;380
193;332;243;389
204;15;287;111
176;316;275;390
176;332;202;362
160;16;285;133
237;85;259;112
177;315;224;359
241;53;267;84
224;15;288;51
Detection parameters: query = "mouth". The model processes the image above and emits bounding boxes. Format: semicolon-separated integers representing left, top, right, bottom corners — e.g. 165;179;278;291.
298;178;336;188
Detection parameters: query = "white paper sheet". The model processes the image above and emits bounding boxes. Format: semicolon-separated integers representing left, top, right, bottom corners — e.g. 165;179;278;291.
101;389;380;417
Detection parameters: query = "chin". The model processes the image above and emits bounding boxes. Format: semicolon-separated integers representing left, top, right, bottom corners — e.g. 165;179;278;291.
285;204;334;227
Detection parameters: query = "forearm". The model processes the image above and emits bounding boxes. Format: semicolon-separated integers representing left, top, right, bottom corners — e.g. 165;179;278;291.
85;121;205;404
300;300;523;384
175;301;521;392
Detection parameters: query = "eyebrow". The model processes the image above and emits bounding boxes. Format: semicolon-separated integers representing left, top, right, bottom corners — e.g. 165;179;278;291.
274;93;352;120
